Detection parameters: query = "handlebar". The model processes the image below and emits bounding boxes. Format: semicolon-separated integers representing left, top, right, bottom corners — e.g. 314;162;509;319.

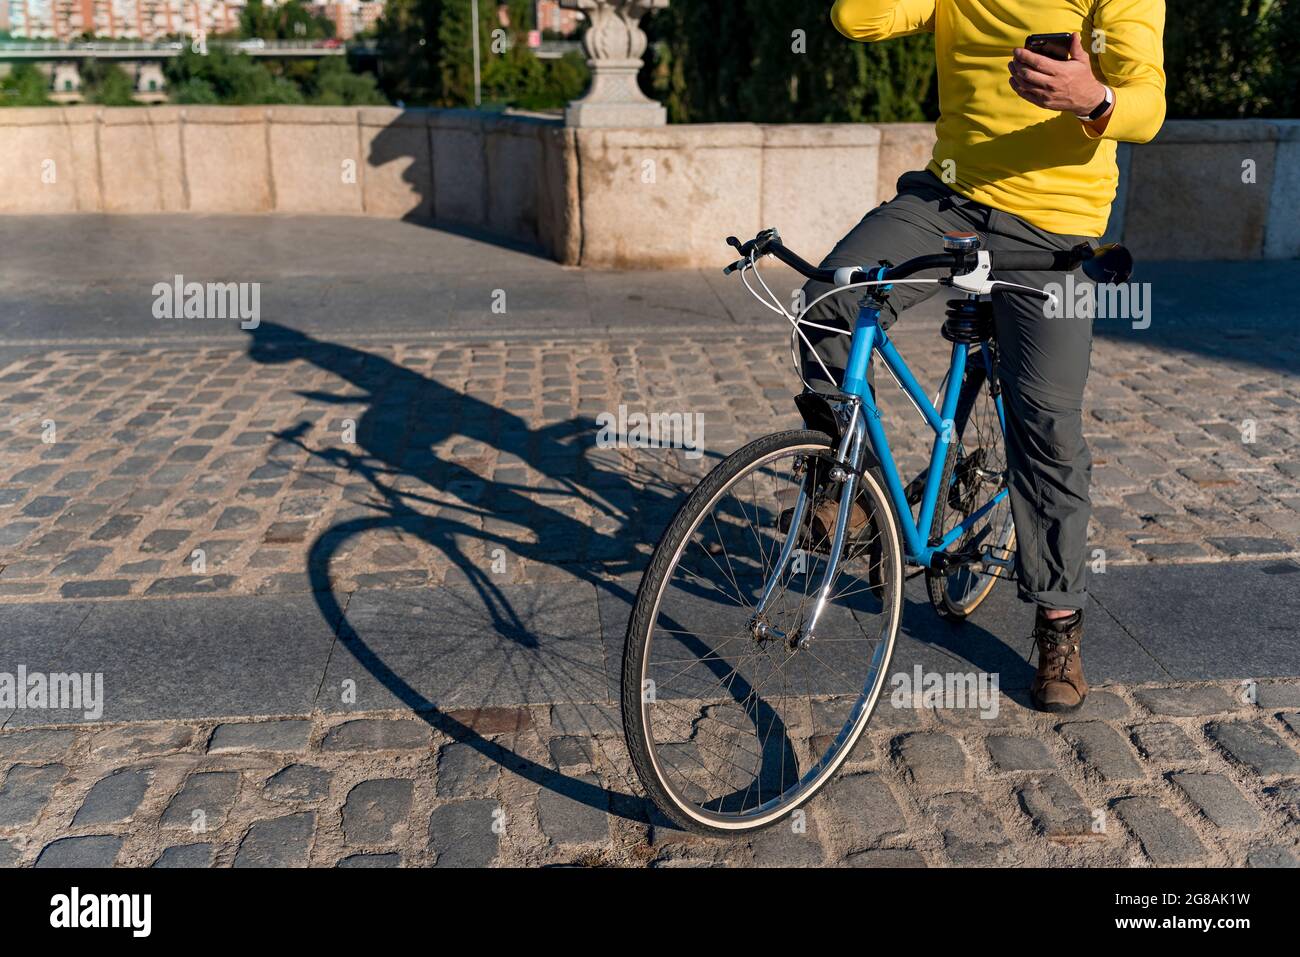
726;228;1133;287
725;232;837;281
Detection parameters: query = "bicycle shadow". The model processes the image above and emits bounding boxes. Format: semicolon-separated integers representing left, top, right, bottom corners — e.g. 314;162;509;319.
244;321;801;829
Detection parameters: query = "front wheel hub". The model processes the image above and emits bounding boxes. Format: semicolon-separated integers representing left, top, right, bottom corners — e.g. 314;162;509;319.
750;617;786;644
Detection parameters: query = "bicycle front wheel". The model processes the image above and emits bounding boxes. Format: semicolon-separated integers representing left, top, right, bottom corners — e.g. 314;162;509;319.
621;429;904;835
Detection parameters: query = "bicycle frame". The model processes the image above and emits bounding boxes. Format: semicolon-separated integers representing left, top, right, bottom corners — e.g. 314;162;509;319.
842;297;1009;568
751;292;1010;646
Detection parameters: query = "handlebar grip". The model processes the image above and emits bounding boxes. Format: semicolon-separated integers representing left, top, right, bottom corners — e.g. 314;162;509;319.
766;242;837;284
991;248;1085;272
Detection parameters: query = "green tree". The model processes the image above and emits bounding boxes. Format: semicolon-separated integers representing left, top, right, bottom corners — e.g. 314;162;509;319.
643;1;934;123
240;0;336;40
165;47;305;104
375;0;583;108
743;0;933;121
642;0;752;123
0;63;50;106
82;60;138;106
374;0;442;104
436;0;492;106
1263;0;1299;116
172;77;221;104
306;56;388;104
1163;0;1273;118
481;0;589;109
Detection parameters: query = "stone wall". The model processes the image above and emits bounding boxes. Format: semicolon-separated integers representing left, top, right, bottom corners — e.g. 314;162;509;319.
0;106;1295;267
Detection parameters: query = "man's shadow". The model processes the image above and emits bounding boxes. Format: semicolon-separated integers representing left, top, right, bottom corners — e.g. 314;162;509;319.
366;112;553;257
244;321;803;826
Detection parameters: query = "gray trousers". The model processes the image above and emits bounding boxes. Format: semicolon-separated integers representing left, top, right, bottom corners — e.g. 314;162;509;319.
799;170;1094;610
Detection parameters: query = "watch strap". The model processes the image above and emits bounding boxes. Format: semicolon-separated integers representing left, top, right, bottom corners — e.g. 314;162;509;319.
1079;86;1113;122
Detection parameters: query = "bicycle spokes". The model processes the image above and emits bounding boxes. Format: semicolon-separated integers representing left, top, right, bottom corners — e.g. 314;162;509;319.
632;438;900;824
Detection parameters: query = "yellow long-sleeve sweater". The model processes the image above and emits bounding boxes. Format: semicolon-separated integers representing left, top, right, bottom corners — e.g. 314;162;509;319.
831;0;1166;237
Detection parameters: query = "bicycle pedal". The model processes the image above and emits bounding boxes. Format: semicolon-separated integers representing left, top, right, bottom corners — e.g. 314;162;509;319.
981;547;1017;579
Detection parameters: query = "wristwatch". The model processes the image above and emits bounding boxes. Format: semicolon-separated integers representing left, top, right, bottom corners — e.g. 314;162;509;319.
1077;85;1113;122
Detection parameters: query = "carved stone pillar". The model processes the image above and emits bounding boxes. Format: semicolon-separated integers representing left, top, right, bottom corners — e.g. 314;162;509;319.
560;0;668;127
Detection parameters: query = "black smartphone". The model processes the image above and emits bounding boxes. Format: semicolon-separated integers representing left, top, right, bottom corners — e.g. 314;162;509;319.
1025;32;1073;61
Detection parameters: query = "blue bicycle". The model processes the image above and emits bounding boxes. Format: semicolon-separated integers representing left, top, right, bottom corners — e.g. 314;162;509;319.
621;228;1132;833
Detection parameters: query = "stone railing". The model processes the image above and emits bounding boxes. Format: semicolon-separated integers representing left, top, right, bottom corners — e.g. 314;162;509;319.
1;106;1296;266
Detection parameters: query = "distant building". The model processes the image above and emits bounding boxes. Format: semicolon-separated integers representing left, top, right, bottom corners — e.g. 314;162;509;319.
8;0;58;38
355;0;378;34
1;0;325;40
534;0;580;36
308;0;382;40
492;1;582;37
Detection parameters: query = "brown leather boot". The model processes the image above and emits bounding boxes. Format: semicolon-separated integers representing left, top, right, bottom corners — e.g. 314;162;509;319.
778;495;885;596
779;495;866;549
1030;609;1088;713
780;496;874;553
806;497;870;551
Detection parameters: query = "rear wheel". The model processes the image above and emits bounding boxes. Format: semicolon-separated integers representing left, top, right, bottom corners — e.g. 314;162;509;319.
926;346;1015;621
621;430;904;834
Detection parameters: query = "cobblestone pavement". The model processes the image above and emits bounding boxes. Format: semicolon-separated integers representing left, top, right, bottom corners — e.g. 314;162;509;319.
1;320;1297;605
2;682;1298;867
1;219;1298;867
1;321;1297;867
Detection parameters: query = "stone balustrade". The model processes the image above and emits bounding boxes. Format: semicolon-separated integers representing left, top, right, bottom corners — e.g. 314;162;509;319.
1;106;1295;266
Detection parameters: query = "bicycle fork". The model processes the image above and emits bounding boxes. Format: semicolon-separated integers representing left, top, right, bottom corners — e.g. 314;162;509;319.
749;401;870;650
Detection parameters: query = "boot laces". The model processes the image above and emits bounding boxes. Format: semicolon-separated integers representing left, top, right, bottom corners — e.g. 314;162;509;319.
1033;626;1079;683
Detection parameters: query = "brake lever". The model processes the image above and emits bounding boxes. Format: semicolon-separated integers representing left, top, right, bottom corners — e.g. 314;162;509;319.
986;280;1058;309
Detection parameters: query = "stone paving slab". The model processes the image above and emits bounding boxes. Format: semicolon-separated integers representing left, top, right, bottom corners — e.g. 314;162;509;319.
318;581;607;713
0;560;1291;729
1087;560;1300;679
5;594;339;726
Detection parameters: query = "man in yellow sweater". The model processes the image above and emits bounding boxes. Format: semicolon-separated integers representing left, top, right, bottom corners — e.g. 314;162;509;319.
801;0;1165;712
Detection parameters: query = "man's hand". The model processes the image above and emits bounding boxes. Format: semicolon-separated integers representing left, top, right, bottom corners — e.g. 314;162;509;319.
1008;32;1107;116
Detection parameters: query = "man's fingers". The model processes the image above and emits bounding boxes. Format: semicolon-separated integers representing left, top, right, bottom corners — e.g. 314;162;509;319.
1008;75;1047;106
1068;31;1087;59
1012;46;1060;74
1008;62;1055;90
